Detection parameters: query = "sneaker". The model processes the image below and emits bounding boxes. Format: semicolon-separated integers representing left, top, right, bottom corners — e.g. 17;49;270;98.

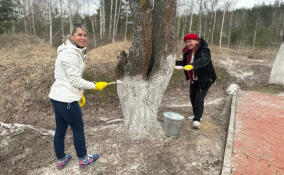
192;121;200;129
79;154;99;168
188;116;203;121
57;154;71;170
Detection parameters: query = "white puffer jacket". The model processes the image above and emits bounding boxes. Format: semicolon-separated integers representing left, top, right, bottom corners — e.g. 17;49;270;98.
49;39;95;103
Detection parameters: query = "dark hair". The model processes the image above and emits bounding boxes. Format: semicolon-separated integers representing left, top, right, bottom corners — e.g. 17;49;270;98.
71;23;88;35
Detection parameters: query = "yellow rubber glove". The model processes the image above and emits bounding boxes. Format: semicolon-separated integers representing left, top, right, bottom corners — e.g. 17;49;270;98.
78;93;86;107
184;65;194;71
94;82;108;91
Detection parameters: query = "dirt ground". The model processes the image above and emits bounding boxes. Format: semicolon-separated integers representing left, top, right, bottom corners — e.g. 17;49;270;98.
0;34;283;175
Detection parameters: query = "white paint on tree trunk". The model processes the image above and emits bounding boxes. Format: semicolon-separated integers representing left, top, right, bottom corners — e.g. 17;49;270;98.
117;55;176;140
270;42;284;85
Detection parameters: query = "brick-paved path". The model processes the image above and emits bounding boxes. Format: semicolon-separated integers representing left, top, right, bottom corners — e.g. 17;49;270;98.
232;91;284;175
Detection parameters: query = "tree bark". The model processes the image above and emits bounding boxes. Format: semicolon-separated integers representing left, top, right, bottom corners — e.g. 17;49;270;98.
211;0;217;44
116;0;177;140
112;0;118;43
252;21;258;50
124;2;129;41
228;11;233;48
60;0;64;39
99;0;105;40
198;0;203;36
31;0;36;35
49;0;52;45
109;0;113;39
91;18;97;48
219;0;227;48
189;0;194;33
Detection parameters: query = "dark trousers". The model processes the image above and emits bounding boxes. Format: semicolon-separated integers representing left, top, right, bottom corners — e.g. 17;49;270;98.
190;80;210;122
50;99;87;160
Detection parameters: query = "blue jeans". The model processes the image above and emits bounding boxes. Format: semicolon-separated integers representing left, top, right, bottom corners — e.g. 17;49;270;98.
50;99;87;160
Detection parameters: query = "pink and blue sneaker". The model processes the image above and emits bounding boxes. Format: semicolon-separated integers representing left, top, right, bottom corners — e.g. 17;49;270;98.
79;154;99;168
56;154;71;170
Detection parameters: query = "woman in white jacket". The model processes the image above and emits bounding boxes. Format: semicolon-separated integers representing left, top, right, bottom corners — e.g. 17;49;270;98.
49;23;107;169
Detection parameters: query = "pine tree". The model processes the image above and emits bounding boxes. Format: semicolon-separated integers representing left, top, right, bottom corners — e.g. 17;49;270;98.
0;0;17;33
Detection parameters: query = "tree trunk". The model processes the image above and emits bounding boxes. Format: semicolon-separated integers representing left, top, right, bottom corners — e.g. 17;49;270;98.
49;0;52;45
112;0;118;43
91;18;97;48
252;22;258;50
109;0;113;39
198;0;203;36
31;0;36;35
114;0;121;40
124;2;129;41
116;0;176;140
227;11;233;48
189;0;194;32
60;0;64;39
211;0;216;44
219;0;227;48
99;0;105;40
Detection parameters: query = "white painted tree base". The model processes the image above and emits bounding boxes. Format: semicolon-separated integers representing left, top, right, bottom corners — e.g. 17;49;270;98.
117;55;175;140
270;42;284;85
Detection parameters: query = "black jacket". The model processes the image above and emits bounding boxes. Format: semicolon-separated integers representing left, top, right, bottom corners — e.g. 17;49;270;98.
176;38;216;88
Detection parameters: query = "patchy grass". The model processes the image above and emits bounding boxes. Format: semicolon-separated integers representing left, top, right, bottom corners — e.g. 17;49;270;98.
254;84;284;94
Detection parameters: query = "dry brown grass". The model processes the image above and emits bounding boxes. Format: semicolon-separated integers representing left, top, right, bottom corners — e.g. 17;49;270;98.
0;34;57;124
0;34;132;126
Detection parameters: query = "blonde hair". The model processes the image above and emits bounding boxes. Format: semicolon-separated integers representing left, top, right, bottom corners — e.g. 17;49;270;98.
64;23;88;44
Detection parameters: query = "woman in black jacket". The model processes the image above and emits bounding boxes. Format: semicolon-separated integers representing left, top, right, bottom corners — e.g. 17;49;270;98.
176;33;216;129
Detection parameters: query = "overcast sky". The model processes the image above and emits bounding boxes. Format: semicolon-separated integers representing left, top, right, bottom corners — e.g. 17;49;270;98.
235;0;279;9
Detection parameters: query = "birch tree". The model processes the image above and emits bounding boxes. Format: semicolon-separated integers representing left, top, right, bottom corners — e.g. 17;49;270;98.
198;0;203;36
99;0;105;40
124;1;129;41
91;17;97;48
112;0;118;43
49;0;52;45
211;0;217;44
109;0;113;39
189;0;194;33
116;0;177;140
219;0;228;48
227;11;233;48
60;0;64;39
30;0;35;35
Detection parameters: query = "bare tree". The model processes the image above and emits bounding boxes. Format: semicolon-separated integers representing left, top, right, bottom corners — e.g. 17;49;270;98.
189;0;194;32
227;11;233;48
49;0;52;45
60;0;64;39
211;0;218;44
219;0;228;48
116;0;177;140
91;17;97;48
112;0;118;43
252;21;258;50
124;1;129;41
198;0;203;36
99;0;105;40
109;0;113;39
30;0;35;35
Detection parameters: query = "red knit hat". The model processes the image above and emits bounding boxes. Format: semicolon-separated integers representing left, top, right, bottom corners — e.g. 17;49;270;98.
183;33;199;42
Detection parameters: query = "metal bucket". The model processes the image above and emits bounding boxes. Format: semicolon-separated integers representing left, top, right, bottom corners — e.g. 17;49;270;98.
163;112;184;137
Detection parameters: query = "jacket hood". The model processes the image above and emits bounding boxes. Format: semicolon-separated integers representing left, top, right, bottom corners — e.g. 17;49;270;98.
57;39;86;56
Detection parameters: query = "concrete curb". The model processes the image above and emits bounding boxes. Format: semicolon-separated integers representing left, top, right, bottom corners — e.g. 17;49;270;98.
221;90;239;175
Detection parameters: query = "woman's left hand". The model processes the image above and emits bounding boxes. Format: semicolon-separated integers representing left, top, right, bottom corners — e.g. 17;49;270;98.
78;93;86;107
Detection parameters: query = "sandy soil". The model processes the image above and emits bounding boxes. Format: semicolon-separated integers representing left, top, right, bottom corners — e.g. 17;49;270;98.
0;34;282;175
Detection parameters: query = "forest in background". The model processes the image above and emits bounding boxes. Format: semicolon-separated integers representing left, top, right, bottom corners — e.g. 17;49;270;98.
0;0;283;50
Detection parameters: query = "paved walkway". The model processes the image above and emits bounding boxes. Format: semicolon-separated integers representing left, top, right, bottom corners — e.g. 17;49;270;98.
232;91;284;175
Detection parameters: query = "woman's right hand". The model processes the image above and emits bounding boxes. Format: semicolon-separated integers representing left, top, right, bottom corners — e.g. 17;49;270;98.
94;82;108;91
